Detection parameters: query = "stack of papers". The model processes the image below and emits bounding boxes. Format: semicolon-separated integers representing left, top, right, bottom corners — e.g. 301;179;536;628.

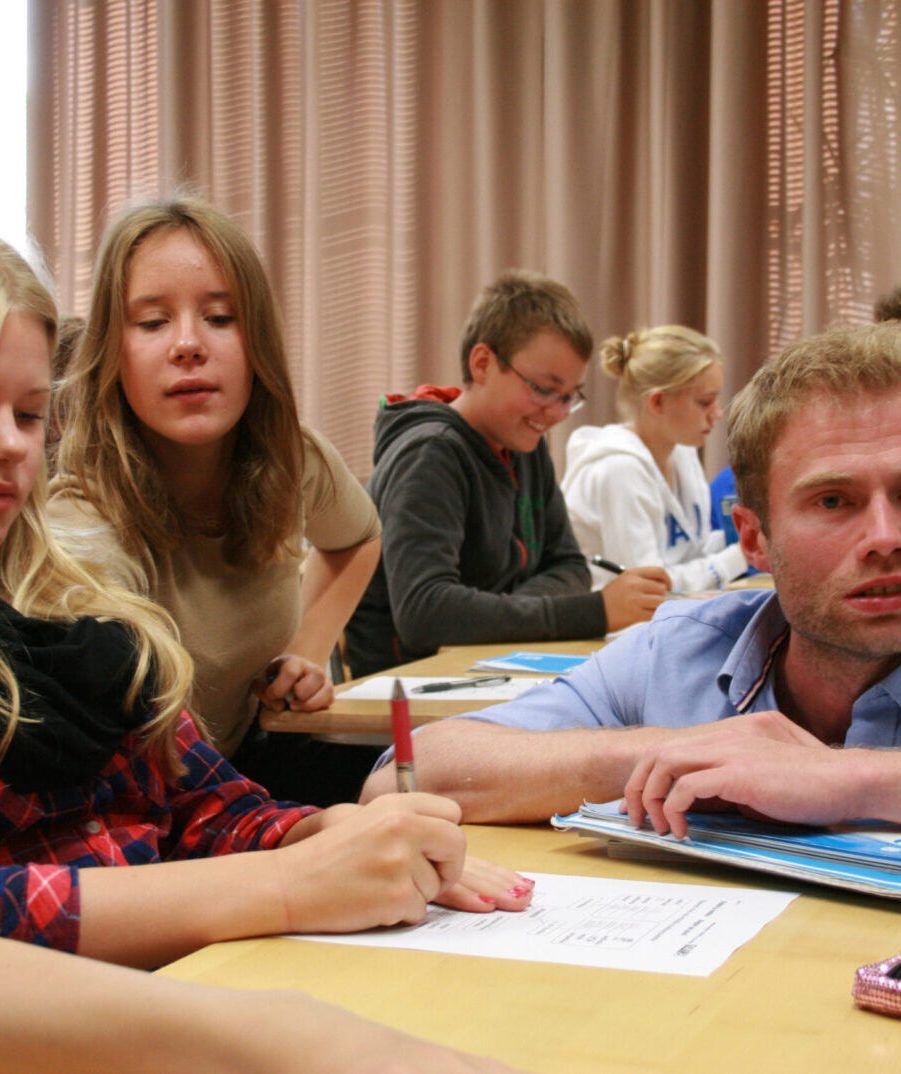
552;800;901;899
474;651;589;674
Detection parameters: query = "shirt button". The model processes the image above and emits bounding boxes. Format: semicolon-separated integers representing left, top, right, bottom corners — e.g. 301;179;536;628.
84;820;102;835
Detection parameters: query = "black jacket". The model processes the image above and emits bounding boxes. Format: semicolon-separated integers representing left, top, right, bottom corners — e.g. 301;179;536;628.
344;389;605;677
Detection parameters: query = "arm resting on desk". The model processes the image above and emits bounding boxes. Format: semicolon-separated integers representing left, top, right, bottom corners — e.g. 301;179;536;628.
0;938;525;1074
75;792;533;968
621;714;901;838
360;718;702;823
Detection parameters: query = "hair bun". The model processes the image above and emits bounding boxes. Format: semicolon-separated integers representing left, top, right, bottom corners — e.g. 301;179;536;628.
599;333;631;378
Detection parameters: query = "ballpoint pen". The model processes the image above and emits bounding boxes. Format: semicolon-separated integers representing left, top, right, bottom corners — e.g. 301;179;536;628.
391;678;416;792
411;675;511;694
590;556;625;574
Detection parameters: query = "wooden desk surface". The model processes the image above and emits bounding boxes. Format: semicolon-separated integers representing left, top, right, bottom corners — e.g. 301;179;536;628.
261;638;602;736
157;823;900;1073
261;579;774;737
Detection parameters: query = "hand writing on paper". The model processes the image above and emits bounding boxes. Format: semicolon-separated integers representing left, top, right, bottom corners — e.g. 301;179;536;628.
276;793;532;933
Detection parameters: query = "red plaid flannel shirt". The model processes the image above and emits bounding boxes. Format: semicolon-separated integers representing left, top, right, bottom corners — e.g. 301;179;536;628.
0;714;317;951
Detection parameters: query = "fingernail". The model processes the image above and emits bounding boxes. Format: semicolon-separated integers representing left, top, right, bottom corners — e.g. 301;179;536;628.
478;894;496;905
516;875;535;887
508;886;531;898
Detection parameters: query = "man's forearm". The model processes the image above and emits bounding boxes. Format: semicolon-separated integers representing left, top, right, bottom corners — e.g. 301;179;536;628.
844;748;901;823
360;721;692;823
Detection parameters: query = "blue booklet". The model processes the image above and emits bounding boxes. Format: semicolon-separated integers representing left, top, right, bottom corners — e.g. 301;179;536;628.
474;651;588;675
552;799;901;899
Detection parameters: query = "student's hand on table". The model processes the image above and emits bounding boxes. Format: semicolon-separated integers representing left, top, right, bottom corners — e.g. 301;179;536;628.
274;792;466;933
602;566;671;632
621;711;843;838
254;653;335;712
434;855;535;913
279;794;533;919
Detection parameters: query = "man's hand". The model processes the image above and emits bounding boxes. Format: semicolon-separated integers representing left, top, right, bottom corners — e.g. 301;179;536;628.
601;566;671;632
621;711;844;838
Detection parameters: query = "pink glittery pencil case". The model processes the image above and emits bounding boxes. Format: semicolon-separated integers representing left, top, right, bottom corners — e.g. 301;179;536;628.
853;953;901;1017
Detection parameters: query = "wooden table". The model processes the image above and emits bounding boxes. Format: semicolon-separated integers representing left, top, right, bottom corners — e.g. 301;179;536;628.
157;822;901;1074
262;578;775;737
261;638;602;736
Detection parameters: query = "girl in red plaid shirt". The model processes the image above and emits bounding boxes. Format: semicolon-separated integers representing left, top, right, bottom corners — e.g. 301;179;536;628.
0;241;532;988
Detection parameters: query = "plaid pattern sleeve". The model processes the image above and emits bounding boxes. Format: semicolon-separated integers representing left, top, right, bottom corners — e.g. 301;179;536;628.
0;713;318;952
161;715;319;859
1;863;81;951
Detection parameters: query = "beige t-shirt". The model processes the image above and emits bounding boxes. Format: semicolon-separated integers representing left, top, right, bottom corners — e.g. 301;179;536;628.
48;430;380;757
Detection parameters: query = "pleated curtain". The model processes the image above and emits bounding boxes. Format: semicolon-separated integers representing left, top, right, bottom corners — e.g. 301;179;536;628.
27;0;901;478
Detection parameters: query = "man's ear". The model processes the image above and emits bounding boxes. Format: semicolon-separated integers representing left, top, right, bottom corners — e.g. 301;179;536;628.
732;503;771;572
466;342;494;385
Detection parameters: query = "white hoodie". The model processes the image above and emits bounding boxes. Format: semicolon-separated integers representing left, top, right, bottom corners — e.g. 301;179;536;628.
561;423;747;592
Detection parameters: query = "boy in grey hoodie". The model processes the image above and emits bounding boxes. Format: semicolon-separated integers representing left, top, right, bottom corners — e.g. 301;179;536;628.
344;271;669;677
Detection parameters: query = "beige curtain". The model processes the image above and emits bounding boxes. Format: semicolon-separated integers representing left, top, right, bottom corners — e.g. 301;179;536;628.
27;0;901;480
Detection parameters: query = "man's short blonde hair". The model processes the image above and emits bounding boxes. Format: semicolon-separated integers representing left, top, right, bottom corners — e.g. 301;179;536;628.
728;323;901;528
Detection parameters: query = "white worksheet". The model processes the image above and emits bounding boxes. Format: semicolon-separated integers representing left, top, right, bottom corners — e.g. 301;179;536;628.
290;871;796;977
338;675;546;702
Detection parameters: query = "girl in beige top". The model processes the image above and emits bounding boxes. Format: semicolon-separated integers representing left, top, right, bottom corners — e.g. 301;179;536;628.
49;195;382;802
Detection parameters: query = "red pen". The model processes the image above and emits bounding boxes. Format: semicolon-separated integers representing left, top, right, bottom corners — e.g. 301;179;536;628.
391;678;416;792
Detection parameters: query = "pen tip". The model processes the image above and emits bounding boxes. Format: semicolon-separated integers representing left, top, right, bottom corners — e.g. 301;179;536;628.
392;677;406;700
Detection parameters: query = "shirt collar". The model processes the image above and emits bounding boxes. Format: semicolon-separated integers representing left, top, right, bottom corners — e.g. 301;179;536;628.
717;591;788;709
717;590;901;743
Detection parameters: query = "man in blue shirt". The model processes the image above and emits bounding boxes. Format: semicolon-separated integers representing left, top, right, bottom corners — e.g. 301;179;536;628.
362;323;901;830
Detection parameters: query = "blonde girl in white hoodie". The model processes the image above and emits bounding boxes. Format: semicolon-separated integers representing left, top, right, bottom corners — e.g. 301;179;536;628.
562;325;747;592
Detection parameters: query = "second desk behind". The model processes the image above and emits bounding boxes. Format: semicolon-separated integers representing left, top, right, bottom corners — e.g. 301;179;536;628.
260;638;602;736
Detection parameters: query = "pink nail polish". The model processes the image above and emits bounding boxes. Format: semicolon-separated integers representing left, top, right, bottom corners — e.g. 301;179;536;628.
479;894;496;905
516;875;535;887
508;886;531;898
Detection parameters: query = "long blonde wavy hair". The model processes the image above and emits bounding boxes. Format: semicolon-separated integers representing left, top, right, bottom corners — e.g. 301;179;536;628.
0;241;196;779
53;194;309;582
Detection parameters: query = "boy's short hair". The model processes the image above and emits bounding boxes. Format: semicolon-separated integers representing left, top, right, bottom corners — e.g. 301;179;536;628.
874;285;901;322
728;323;901;528
458;270;594;382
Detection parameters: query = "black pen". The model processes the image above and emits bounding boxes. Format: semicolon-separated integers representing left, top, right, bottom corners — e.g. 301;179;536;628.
411;675;512;694
591;556;625;574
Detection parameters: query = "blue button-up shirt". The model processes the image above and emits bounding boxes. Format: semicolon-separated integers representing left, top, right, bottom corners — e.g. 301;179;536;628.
464;590;901;746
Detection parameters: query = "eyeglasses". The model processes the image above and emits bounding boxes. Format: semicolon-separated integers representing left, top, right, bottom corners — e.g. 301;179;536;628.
495;353;587;413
